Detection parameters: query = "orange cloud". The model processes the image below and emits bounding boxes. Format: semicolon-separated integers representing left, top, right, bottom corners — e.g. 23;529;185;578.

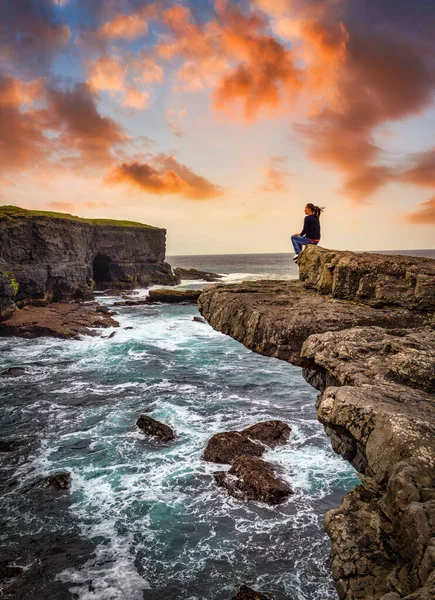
88;56;125;92
405;197;435;224
105;155;224;200
399;148;435;189
47;201;76;212
165;109;186;137
258;157;291;192
0;76;49;173
98;13;148;40
123;86;150;109
46;83;126;165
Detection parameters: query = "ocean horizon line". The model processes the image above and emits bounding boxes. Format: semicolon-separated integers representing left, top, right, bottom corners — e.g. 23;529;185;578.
168;248;435;258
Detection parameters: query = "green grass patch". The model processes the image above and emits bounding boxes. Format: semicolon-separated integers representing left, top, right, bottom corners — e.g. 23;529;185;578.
0;205;157;229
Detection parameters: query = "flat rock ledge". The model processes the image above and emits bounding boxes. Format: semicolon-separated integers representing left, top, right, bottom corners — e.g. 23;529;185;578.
0;302;119;339
198;246;435;600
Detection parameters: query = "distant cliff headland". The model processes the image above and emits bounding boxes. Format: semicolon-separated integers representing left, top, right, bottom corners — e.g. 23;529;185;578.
0;206;178;324
199;246;435;600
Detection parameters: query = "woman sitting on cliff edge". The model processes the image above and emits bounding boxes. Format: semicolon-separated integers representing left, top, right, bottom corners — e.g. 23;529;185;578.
291;204;324;261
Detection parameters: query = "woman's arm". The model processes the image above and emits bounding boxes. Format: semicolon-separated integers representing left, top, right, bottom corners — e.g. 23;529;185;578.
300;216;308;237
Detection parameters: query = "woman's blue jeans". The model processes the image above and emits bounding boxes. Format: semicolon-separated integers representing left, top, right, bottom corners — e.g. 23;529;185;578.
291;236;318;255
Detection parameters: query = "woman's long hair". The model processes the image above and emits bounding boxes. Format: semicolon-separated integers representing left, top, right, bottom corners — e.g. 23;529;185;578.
306;203;325;218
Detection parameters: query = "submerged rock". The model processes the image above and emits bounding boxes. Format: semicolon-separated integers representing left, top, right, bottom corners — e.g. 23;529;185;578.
148;289;201;303
40;471;71;491
0;439;22;452
232;585;271;599
1;367;26;377
136;415;175;442
174;267;223;282
193;316;206;323
215;455;293;504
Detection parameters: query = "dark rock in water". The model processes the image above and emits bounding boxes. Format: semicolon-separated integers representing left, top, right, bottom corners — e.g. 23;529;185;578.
193;316;206;323
0;302;119;339
204;431;264;464
114;299;151;306
1;367;26;377
232;585;271;600
241;420;291;448
40;471;71;491
174;267;223;282
103;331;116;339
203;421;291;464
0;560;23;581
0;439;22;452
216;455;293;504
137;415;175;442
148;289;201;303
124;326;134;330
96;305;112;315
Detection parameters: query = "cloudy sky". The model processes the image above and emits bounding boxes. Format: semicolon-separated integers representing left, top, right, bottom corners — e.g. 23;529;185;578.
1;0;435;254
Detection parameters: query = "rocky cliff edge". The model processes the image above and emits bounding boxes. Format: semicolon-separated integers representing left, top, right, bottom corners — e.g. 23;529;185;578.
198;246;435;600
0;206;179;319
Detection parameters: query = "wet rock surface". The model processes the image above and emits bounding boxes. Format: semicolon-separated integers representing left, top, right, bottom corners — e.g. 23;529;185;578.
174;267;223;282
148;289;202;303
136;415;175;442
204;431;265;464
1;367;27;377
199;246;435;600
215;455;293;504
232;584;272;599
203;421;291;463
0;302;119;339
40;471;72;491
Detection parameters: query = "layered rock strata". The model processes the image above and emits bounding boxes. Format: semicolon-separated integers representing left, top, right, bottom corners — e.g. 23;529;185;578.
0;206;178;319
198;246;435;600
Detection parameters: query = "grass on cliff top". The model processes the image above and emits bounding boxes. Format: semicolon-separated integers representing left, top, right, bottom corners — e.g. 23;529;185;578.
0;205;157;229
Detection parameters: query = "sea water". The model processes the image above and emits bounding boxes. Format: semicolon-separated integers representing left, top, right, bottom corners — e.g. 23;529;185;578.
2;250;431;600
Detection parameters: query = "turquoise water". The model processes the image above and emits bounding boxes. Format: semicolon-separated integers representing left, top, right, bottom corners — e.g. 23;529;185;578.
0;259;361;600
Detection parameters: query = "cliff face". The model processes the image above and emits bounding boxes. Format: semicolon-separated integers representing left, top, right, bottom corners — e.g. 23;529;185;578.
0;207;178;316
198;246;435;600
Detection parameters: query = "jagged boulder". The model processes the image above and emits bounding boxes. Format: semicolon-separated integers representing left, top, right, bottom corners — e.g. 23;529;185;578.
203;421;291;463
215;455;293;504
40;471;71;491
136;415;175;442
232;585;271;599
204;431;264;464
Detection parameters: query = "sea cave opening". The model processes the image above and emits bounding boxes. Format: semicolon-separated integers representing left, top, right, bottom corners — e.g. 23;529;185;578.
93;254;113;285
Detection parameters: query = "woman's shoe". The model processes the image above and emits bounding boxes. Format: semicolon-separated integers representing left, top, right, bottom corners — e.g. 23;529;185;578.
292;254;299;261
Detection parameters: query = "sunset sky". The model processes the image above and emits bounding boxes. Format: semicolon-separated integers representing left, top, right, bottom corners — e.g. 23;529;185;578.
1;0;435;254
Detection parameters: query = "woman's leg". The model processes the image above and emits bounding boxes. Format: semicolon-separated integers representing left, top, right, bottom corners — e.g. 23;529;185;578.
291;235;302;254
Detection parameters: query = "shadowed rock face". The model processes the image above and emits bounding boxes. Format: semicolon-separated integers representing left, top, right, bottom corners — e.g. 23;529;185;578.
136;415;175;442
198;246;435;600
215;455;293;504
0;208;179;319
232;585;271;600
